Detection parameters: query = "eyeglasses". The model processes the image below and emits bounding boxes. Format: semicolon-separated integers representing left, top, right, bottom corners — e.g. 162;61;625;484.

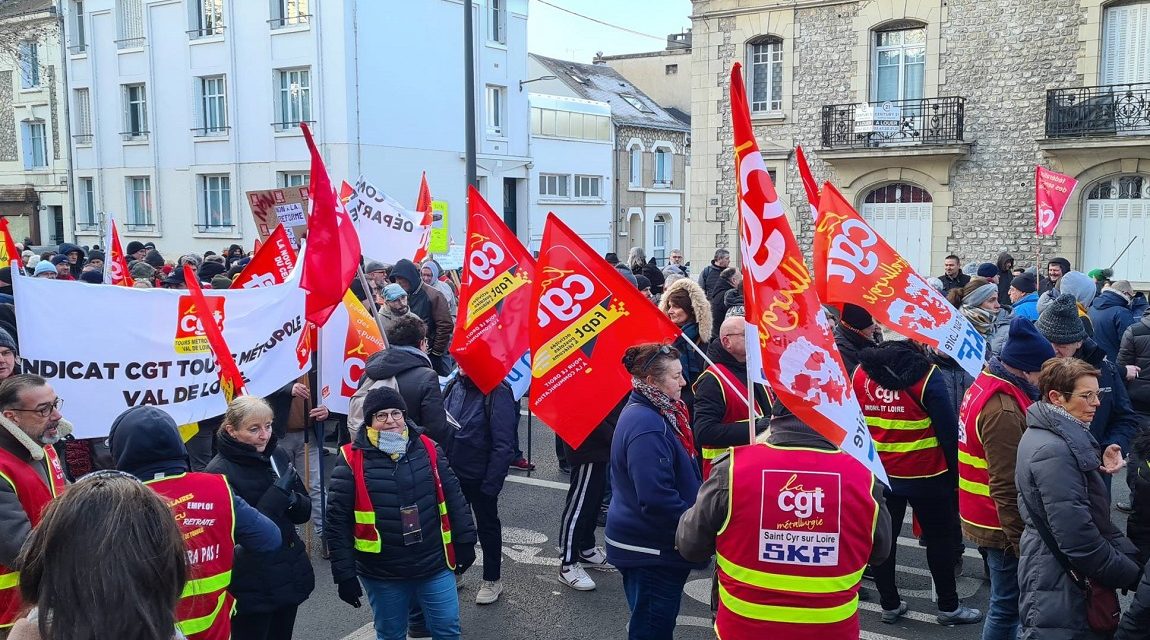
1065;390;1104;402
372;409;405;423
641;345;674;373
10;398;62;418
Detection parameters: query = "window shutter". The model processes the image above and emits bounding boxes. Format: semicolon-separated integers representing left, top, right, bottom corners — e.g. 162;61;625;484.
1103;3;1150;85
20;124;32;169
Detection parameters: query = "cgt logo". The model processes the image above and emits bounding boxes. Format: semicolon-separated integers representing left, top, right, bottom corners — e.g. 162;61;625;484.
174;296;226;355
777;473;826;518
536;247;611;330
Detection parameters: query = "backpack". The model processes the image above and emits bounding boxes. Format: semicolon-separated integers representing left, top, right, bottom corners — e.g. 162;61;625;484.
348;374;400;436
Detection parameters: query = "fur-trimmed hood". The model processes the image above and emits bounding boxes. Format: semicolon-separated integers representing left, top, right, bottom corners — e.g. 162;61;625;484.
856;340;931;392
658;278;713;343
0;414;72;461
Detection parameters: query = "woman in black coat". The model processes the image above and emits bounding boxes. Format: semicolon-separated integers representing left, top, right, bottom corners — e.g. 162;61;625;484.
205;396;315;640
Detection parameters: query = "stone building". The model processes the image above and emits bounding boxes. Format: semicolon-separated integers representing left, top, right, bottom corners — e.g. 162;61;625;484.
689;0;1150;284
0;0;73;247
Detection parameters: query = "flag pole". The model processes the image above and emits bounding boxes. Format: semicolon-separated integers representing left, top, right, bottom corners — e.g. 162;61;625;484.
526;404;533;477
356;261;390;348
677;329;755;445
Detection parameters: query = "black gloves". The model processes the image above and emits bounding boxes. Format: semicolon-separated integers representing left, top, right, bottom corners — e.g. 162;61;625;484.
454;543;476;574
256;484;291;516
338;578;363;608
274;463;297;493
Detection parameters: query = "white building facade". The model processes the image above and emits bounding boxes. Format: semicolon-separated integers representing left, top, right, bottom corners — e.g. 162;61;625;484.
526;93;613;254
64;0;530;255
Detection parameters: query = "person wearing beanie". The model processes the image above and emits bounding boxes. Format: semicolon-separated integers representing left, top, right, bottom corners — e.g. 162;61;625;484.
0;327;17;381
197;260;227;283
1090;279;1145;363
634;274;654;302
709;267;740;338
325;386;477;638
613;262;638;288
835;302;881;374
143;249;165;269
79;271;103;284
389;259;453;376
128;260;157;284
210;274;233;290
125;241;147;261
49;255;75;281
351;260;390;307
958;317;1053;639
85;249;105;272
376;282;420;334
603;252;619;266
1037;270;1097;336
1007;271;1039;320
852;340;983;626
1038;294;1140;482
32;261;57;279
420;260;458;322
1088;268;1115;296
976;262;999;282
951;278;1009;355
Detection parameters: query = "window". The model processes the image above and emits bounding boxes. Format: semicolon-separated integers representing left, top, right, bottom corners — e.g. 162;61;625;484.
489;0;505;43
198;76;227;135
486;86;506;136
126;177;153;227
71;1;86;52
654;148;672;185
1102;2;1150;85
272;0;309;28
1083;174;1150;281
530;107;611;141
748;37;783;112
538;174;569;198
575;176;601;199
620;94;653;114
652;215;669;265
629;146;642;186
74;88;92;144
123;84;148;139
873;24;926;103
199;175;232;228
78;178;96;227
665;64;678;75
194;0;224;37
276;68;311;130
279;172;310;187
118;0;144;48
19;42;39;89
21;122;48;169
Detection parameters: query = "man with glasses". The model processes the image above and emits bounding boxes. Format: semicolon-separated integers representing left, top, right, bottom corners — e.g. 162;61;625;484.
0;375;68;636
1037;293;1138;490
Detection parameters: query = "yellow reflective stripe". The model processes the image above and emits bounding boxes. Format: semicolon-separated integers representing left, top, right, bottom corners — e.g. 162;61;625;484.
702;447;728;460
438;501;448;516
866;416;931;431
958;450;988;469
959;477;991;497
180;570;231;598
716;553;862;594
354;510;376;525
718;582;857;624
355;537;382;552
0;570;17;590
176;591;228;636
442;530;452;544
873;437;939;453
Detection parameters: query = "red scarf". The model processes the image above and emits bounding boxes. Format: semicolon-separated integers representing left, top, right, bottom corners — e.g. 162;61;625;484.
633;378;696;459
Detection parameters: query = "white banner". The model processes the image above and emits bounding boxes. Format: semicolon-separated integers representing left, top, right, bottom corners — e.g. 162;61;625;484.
14;275;309;438
317;293;385;415
345;176;428;266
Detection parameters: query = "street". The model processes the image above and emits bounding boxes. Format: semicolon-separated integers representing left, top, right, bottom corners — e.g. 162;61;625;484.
287;413;1143;640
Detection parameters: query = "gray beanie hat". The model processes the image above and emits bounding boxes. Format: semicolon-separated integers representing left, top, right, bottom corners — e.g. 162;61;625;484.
962;282;998;309
1037;293;1087;345
1058;270;1097;307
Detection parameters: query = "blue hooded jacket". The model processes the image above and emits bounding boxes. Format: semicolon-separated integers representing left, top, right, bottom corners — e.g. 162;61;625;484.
1089;290;1142;363
1012;292;1040;321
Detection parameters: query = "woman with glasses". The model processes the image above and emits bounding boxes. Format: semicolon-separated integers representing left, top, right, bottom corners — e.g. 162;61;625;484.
204;396;314;640
1016;357;1141;639
325;387;476;640
606;343;706;640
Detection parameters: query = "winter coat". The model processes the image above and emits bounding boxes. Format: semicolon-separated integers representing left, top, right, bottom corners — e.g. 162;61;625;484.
691;339;772;451
722;287;744;320
58;243;85;280
834;323;879;379
563;397;625;467
698;262;725;300
986;308;1014;358
939;272;970;295
1117;565;1150;640
325;424;477;583
1016;402;1141;640
709;279;735;339
443;376;516;496
204;432;314;613
0;416;55;567
605;391;705;571
1089;290;1141;363
1127;436;1150;564
930;352;975;417
633;260;666;296
360;348;449;447
1012;292;1040;321
997;253;1015;306
671;324;706;412
390;259;453;356
1077;339;1140;455
1119;317;1150;415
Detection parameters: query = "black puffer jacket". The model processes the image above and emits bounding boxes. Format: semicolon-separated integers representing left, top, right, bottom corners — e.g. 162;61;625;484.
691;339;771;451
204;432;314;613
1119;317;1150;415
325;424;476;583
362;348;449;447
1127;433;1150;564
564;397;625;467
633;260;666;296
834;322;879;375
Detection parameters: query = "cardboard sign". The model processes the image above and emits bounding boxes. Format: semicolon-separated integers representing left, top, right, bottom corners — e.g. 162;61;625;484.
246;187;310;247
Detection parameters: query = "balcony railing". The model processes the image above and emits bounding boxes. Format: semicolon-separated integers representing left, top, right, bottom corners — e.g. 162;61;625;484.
187;25;226;39
115;37;145;50
1046;82;1150;138
192;126;230;137
72;133;93;145
269;14;311;29
821;96;966;149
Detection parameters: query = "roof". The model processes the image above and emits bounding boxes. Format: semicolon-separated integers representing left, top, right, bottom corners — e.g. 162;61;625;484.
529;53;689;132
0;0;53;19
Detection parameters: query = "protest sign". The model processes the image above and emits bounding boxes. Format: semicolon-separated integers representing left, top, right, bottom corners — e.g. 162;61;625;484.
247;187;310;247
431;201;449;255
344;177;428;266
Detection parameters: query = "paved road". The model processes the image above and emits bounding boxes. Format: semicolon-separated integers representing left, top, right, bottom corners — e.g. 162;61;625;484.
290;416;1133;640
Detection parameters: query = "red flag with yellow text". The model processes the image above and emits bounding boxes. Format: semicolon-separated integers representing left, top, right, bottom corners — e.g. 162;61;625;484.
232;224;297;289
731;62;885;484
182;264;247;403
413;173;434;264
105;216;133;286
0;217;23;276
449;186;535;393
529;213;681;448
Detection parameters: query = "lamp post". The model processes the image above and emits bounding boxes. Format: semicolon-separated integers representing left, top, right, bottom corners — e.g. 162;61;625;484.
519;75;557;91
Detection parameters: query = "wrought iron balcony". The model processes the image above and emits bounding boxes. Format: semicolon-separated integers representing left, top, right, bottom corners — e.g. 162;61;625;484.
1046;82;1150;138
821;97;966;149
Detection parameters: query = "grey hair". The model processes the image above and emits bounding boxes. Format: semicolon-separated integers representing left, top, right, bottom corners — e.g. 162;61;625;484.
713;249;730;260
628;247;647;269
0;374;48;411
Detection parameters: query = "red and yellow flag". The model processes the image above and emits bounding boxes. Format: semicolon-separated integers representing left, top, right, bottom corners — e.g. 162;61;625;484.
0;217;23;275
105;216;134;287
182;264;247;403
413;172;434;264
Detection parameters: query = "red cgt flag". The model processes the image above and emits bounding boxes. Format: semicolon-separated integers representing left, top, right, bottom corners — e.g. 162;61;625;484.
182;264;247;403
530;213;681;448
300;123;361;327
0;217;23;276
413;172;434;264
1036;166;1078;236
730;63;885;485
449;186;535;393
104;216;133;286
232;224;297;289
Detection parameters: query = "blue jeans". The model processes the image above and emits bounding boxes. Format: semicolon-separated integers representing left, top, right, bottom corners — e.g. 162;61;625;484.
360;571;460;640
620;565;692;640
981;547;1020;640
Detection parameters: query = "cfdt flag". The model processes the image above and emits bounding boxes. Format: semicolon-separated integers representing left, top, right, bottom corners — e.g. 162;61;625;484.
104;215;133;286
814;182;986;377
450;186;535;394
730;62;886;485
1036;166;1078;236
530;214;680;449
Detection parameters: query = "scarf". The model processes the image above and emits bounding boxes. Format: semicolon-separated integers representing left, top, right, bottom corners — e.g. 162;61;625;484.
632;378;695;459
366;427;409;460
1044;402;1092;432
960;305;996;337
988;357;1041;401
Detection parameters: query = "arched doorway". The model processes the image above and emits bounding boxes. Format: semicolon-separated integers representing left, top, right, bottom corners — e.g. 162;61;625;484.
1081;174;1150;282
859;182;933;274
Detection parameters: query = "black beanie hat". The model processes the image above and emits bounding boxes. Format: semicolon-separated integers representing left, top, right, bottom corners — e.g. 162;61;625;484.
80;270;104;284
841;303;874;330
198;261;227;281
144;249;165;268
362;387;407;425
1011;271;1037;294
125;241;146;255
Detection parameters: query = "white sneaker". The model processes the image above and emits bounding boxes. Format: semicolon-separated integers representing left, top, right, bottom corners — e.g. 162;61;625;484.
559;563;597;591
475;580;502;604
578;546;614;571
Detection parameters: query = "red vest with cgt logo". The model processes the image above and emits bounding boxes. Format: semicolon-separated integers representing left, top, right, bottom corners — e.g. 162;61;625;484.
0;445;66;629
852;365;948;480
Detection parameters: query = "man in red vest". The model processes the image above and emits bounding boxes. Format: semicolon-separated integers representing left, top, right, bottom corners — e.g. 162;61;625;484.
959;317;1053;639
677;407;891;638
0;375;68;636
109;405;281;640
693;317;772;478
